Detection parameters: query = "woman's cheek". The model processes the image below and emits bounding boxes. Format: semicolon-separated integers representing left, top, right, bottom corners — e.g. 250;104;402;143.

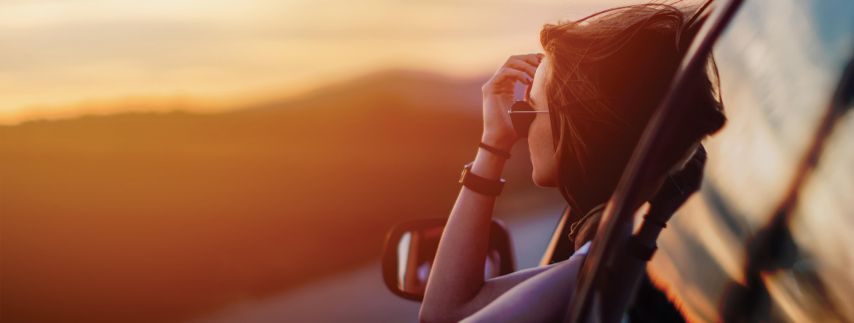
529;119;559;187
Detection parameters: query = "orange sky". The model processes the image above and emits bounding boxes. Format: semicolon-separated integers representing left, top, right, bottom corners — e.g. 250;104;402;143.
0;0;632;124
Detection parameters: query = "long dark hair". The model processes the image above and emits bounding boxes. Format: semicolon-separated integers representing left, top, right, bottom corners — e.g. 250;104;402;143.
540;3;725;215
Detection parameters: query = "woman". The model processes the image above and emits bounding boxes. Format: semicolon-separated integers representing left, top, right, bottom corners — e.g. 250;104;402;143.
420;3;725;323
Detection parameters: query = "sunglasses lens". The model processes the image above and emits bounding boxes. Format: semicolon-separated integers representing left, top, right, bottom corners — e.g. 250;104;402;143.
509;101;536;137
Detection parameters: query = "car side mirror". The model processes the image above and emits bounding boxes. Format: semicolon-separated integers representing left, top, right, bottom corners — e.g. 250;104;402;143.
381;218;515;301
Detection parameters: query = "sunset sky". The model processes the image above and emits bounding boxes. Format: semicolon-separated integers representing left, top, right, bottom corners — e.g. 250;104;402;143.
0;0;631;124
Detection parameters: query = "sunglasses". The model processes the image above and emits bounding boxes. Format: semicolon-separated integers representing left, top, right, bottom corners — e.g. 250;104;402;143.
507;84;549;137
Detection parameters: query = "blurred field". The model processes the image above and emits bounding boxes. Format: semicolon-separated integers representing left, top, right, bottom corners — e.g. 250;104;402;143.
0;70;549;322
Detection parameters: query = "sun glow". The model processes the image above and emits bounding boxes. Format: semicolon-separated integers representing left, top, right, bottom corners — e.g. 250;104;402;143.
0;0;633;125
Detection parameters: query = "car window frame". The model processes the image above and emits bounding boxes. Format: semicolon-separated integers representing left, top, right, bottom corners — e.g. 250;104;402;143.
561;0;749;322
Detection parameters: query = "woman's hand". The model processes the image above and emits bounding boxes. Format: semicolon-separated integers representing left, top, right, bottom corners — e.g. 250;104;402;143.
480;53;543;150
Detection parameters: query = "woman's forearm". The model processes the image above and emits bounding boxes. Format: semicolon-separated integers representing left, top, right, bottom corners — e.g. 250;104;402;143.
421;53;541;323
420;147;507;322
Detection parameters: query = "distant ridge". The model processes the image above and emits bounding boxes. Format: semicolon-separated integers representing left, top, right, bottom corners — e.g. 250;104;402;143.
4;69;488;127
246;68;486;115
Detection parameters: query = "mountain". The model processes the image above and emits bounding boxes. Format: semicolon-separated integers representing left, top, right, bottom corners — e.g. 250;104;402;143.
0;69;555;322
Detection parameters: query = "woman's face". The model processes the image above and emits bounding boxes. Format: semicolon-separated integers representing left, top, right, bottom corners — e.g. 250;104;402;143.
527;56;560;187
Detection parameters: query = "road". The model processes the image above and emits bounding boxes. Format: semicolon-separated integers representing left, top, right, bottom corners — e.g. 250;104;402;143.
189;204;565;323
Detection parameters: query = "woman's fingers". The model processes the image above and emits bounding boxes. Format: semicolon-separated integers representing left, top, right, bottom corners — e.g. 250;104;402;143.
506;59;538;78
505;54;541;76
512;53;543;67
482;53;543;96
523;53;545;65
495;67;533;85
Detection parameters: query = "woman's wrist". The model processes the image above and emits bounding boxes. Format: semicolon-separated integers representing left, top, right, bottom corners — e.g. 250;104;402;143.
482;130;515;148
471;148;507;181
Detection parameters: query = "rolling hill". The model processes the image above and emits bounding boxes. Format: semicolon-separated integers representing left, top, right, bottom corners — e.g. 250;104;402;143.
0;69;557;322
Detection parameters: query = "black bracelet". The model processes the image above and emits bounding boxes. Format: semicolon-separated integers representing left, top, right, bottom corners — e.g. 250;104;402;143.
478;142;511;159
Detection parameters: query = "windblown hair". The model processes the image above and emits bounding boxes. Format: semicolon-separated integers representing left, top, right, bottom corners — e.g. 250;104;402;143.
540;3;725;215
